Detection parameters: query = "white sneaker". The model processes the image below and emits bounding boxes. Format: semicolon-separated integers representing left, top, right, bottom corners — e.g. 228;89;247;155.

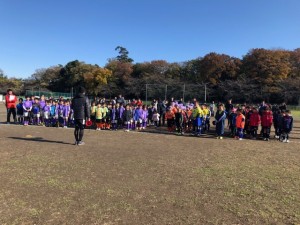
77;141;85;146
239;138;243;140
125;129;130;132
286;140;290;143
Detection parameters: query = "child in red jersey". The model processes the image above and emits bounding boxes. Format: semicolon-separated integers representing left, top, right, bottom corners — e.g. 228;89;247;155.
261;106;273;141
249;107;261;139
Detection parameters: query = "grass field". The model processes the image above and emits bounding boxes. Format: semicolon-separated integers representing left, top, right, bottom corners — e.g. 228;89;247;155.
0;105;300;225
292;110;300;120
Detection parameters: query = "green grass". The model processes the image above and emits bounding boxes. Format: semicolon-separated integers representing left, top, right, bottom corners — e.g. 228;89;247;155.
292;110;300;119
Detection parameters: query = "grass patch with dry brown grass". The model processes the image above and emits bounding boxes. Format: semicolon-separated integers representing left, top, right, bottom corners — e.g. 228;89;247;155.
0;106;300;224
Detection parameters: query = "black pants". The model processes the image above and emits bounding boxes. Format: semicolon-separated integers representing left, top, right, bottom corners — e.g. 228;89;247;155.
262;126;271;139
159;112;166;126
74;119;85;142
7;108;16;123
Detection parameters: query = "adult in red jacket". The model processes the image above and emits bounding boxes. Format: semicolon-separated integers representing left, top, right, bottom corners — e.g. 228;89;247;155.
261;107;273;141
5;89;18;124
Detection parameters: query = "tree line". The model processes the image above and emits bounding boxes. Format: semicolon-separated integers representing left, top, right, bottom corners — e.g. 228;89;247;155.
1;46;300;104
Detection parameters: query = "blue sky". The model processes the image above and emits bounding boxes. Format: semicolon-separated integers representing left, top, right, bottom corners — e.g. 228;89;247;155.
1;0;300;78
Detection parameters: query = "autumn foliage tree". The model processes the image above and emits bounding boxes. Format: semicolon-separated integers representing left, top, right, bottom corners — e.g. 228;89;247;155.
10;46;300;104
241;48;291;84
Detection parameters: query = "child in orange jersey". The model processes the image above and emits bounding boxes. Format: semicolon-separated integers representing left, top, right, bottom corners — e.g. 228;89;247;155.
165;107;175;132
235;108;245;140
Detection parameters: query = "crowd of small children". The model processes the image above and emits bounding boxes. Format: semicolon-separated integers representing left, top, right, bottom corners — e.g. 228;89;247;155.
14;95;294;143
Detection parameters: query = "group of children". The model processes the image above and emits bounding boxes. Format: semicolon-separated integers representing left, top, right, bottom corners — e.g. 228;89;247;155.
90;102;158;131
16;95;72;128
13;95;294;143
226;104;294;142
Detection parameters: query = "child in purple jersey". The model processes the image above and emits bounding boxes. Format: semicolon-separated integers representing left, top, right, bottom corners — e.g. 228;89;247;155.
110;104;118;130
39;95;46;125
141;105;148;129
56;100;65;127
63;100;71;128
23;96;32;126
30;95;35;104
117;104;125;129
43;100;51;127
131;106;138;130
135;105;143;130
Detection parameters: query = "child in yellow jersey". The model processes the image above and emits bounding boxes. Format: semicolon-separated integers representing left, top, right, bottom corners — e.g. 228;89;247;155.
192;102;204;136
102;103;110;129
90;101;97;127
202;104;211;132
95;103;103;130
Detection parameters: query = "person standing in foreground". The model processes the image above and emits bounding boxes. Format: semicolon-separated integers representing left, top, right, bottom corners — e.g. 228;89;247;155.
5;89;18;124
71;87;90;145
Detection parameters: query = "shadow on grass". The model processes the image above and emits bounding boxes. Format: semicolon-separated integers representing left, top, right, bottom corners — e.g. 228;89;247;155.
8;137;73;145
137;128;219;139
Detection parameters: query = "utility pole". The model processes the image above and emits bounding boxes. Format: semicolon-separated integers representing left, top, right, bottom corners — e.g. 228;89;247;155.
204;83;207;103
165;85;167;101
146;84;148;103
183;84;185;102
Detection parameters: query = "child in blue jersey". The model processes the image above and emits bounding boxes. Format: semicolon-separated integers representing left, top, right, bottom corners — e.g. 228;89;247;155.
50;100;57;127
280;110;293;143
32;98;41;125
16;98;24;125
123;104;133;132
228;108;237;137
110;104;118;131
214;104;227;139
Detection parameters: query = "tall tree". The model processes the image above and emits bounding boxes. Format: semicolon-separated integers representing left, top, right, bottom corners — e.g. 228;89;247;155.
83;66;112;95
289;48;300;78
115;46;134;63
241;48;291;84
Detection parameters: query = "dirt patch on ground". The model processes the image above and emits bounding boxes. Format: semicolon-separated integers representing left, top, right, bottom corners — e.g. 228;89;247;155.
0;105;300;224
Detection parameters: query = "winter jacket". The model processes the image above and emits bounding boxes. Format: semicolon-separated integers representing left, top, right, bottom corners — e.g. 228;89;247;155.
281;115;293;132
261;111;273;127
71;93;90;120
5;94;17;109
249;112;261;127
123;109;133;122
236;114;245;129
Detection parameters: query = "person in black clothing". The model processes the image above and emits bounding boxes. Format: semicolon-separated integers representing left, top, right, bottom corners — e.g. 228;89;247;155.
225;99;233;116
71;87;90;145
157;98;166;126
